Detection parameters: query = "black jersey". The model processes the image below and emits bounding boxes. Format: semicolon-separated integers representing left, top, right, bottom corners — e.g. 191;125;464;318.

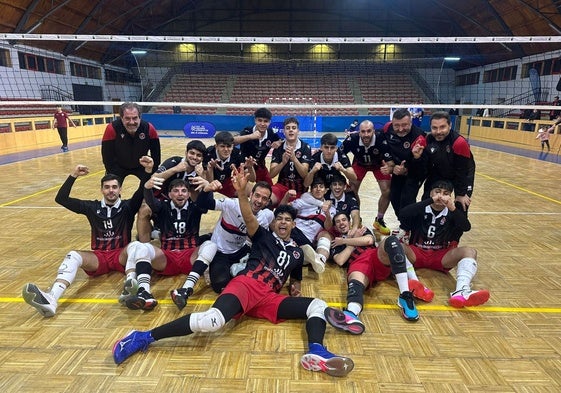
399;198;471;250
340;132;392;168
54;175;145;251
204;146;245;183
326;191;359;216
271;139;312;195
144;187;212;250
308;150;353;186
330;227;375;265
240;226;303;293
154;155;198;199
383;124;425;168
238;126;281;168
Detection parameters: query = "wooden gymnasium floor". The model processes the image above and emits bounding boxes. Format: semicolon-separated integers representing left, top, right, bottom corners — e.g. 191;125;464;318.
1;137;561;393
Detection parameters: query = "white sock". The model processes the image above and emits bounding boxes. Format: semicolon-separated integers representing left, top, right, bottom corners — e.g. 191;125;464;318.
395;272;409;293
126;271;136;281
455;258;478;292
183;272;201;290
406;257;419;280
137;273;151;292
49;282;67;301
347;302;362;316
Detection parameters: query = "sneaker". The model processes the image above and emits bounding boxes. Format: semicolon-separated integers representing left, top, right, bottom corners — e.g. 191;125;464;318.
61;146;69;152
22;283;57;317
391;228;410;244
449;289;490;308
398;291;419;321
170;287;193;311
112;330;155;365
300;343;354;377
118;278;139;305
408;279;434;302
373;217;391;235
324;307;365;335
301;244;325;274
125;288;158;311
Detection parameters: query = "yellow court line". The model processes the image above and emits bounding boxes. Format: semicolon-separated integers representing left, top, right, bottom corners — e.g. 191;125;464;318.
478;172;561;205
0;170;105;207
4;297;561;313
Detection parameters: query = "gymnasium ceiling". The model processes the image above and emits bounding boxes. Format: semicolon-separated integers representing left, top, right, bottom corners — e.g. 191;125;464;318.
1;0;561;69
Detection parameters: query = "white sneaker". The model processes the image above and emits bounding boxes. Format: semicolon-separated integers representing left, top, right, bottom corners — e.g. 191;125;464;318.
22;283;57;317
118;278;139;304
301;244;325;274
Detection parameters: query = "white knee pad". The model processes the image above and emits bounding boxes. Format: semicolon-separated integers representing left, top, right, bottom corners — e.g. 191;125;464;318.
125;241;155;270
316;236;331;254
56;250;83;285
197;240;218;266
306;298;327;320
189;307;226;333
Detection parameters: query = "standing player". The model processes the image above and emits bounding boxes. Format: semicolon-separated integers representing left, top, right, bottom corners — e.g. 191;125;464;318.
269;117;312;207
204;131;256;197
382;108;425;222
53;106;76;152
410;111;475;212
340;120;393;235
118;174;220;311
112;166;355;378
22;159;151;317
304;133;357;188
169;180;274;309
399;180;490;308
233;107;283;185
101;102;161;183
327;212;429;328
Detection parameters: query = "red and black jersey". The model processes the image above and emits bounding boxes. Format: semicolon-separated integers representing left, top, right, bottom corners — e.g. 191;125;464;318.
308;150;352;186
270;139;312;195
340;132;392;168
240;227;303;293
330;227;375;266
238;126;281;167
399;198;471;250
154;155;198;200
54;175;145;251
203;145;245;183
101;119;160;173
144;187;213;250
326;191;359;217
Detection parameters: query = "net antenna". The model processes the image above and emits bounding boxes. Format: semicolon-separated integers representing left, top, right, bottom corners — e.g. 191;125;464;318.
265;97;318;146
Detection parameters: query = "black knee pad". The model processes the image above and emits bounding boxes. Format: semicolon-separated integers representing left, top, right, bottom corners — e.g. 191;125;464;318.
384;235;406;275
346;279;365;305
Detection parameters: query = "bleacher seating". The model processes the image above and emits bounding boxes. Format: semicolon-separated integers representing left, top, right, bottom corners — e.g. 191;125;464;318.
0;98;58;118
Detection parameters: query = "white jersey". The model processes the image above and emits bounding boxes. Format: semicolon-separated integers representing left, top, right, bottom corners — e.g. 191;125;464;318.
210;197;274;254
291;192;336;242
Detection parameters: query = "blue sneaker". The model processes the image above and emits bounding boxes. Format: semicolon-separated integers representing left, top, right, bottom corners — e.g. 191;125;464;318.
300;343;354;377
324;307;365;335
398;291;419;321
112;330;154;365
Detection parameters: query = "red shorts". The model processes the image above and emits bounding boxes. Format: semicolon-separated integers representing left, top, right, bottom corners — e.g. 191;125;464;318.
255;166;273;186
352;162;391;182
157;248;195;276
221;275;287;324
348;248;392;286
408;244;456;272
88;249;125;277
271;183;300;204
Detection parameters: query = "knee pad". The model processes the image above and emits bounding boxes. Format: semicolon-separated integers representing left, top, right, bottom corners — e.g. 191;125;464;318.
126;241;155;270
347;279;365;306
56;251;83;285
189;307;226;333
306;298;327;320
197;240;218;265
384;235;406;275
316;236;331;254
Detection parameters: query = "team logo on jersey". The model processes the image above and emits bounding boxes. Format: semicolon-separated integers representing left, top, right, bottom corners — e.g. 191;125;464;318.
446;145;451;153
440;217;447;225
293;250;301;260
403;141;411;149
139;133;146;140
430;147;437;153
295;151;302;158
266;140;272;147
373;148;380;155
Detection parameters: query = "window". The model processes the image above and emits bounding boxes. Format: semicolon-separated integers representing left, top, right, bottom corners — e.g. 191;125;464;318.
456;72;480;86
70;62;102;79
18;51;64;74
483;65;517;83
0;48;11;67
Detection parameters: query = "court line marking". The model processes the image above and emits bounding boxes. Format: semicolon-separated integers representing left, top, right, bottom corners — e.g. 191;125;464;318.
477;172;561;205
4;297;561;313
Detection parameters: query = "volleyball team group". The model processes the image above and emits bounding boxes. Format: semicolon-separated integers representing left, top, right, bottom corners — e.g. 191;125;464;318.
22;103;489;377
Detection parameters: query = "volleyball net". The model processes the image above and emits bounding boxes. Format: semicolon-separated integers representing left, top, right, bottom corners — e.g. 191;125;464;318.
1;34;561;130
